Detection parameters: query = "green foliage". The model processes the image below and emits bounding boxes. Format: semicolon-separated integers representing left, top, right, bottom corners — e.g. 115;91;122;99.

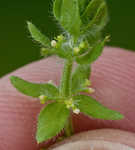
27;21;50;47
71;64;91;94
73;95;124;120
10;0;124;144
76;36;109;64
10;76;59;99
36;102;70;143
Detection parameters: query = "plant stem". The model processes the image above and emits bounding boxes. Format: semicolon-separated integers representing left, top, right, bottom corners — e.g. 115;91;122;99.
64;112;74;137
59;59;73;97
59;59;74;137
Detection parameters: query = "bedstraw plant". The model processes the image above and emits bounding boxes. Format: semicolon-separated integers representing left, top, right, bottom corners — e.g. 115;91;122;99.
10;0;124;145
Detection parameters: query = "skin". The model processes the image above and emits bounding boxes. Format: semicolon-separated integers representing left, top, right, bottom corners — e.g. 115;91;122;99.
0;47;135;150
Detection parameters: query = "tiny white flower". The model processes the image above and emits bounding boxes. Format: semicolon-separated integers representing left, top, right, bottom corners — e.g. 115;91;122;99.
88;88;95;94
73;108;80;114
51;40;57;47
48;80;53;84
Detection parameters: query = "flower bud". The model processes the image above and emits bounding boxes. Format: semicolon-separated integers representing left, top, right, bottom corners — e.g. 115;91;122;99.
83;87;95;94
79;41;88;49
41;48;49;56
84;79;91;86
73;47;80;54
88;88;95;94
73;108;80;114
57;35;64;41
39;95;47;104
65;98;74;109
48;80;53;84
105;35;111;42
51;40;57;47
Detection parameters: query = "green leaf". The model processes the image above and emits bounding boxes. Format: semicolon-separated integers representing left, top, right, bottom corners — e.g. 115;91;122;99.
73;95;124;120
82;0;108;34
53;0;81;40
76;36;108;64
71;64;91;94
10;76;59;98
27;21;50;47
36;102;70;143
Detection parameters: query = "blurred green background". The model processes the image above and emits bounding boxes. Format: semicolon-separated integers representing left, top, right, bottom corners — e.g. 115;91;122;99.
0;0;135;77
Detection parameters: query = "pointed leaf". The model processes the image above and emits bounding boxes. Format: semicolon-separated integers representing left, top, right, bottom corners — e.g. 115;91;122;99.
27;21;50;47
76;36;108;64
10;76;59;98
73;95;124;120
71;64;91;94
36;102;70;143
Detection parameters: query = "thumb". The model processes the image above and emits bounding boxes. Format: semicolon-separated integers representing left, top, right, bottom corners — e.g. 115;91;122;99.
50;129;135;149
0;47;135;150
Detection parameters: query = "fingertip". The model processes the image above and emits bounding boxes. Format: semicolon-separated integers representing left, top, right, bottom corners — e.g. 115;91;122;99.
0;48;135;149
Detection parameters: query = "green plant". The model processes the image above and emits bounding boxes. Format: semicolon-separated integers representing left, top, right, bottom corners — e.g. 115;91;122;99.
10;0;124;146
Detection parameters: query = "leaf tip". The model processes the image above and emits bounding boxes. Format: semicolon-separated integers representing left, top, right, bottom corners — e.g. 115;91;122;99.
27;21;33;31
117;113;124;120
10;75;17;83
27;21;32;26
111;112;124;120
36;134;42;144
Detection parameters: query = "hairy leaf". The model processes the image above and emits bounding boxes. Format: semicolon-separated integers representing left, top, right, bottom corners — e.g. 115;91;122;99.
27;21;50;47
10;76;59;98
53;0;81;40
73;95;124;120
76;36;108;64
36;102;70;143
71;64;91;94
